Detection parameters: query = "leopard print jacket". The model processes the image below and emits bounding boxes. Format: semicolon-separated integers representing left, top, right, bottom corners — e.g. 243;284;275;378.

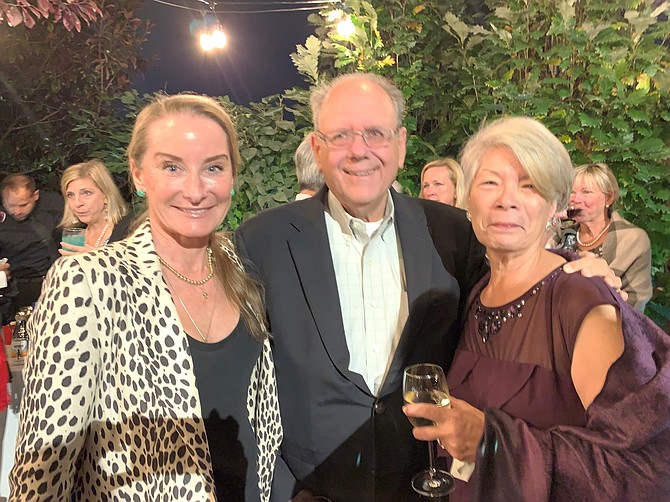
10;220;282;501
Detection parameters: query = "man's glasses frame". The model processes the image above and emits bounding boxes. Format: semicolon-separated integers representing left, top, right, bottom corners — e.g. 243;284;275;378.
315;128;399;149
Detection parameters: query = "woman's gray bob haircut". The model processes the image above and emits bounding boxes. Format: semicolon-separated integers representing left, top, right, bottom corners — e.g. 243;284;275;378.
459;116;573;211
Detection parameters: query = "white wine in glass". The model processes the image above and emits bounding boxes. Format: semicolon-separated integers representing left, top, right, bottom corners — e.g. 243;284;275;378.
403;363;455;498
404;389;451;427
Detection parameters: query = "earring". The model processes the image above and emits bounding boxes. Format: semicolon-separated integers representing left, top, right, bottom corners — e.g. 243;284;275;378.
136;189;146;198
231;188;236;196
465;210;471;222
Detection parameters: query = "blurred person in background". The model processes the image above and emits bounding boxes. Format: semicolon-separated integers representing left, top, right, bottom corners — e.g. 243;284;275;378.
11;94;281;501
294;135;324;200
58;159;132;255
404;117;670;501
0;173;62;319
419;158;464;207
557;163;652;312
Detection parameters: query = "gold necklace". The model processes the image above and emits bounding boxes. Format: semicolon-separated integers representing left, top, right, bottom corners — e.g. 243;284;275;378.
577;221;612;247
165;275;216;342
92;222;110;248
157;247;214;299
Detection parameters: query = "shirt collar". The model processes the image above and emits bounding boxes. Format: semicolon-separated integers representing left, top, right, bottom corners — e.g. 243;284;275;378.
325;190;395;241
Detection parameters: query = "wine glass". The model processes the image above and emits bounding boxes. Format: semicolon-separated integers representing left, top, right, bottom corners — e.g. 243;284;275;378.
403;363;455;498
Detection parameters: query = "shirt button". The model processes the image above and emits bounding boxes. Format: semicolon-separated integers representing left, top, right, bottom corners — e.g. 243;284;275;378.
373;346;380;354
374;401;385;415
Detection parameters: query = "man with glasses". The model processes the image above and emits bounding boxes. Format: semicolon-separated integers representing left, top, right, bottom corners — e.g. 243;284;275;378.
238;73;487;501
237;73;618;501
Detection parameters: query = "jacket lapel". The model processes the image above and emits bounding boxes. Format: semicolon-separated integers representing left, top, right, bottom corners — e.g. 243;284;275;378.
122;220;214;486
381;192;435;395
287;192;371;395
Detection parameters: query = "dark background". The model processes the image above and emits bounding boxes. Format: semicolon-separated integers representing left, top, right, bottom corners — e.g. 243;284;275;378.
134;0;316;104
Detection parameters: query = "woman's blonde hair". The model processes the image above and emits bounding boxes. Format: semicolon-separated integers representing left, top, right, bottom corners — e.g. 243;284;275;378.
127;93;267;341
59;159;128;227
459;116;573;211
573;163;619;218
419;158;465;208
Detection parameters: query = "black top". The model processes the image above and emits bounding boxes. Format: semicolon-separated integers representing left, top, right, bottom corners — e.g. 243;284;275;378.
0;191;63;279
106;214;135;244
187;319;262;502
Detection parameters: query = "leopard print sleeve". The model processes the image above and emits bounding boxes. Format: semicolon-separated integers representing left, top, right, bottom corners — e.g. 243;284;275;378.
10;257;103;501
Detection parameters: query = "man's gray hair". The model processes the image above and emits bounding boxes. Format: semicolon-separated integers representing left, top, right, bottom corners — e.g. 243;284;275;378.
294;135;324;192
310;73;405;129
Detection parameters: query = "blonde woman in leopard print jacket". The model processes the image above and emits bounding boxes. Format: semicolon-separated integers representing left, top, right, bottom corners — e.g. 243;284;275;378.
10;95;282;501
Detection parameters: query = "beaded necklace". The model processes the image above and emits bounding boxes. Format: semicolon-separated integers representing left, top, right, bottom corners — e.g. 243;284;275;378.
157;247;214;299
474;267;562;343
576;221;611;248
92;222;110;248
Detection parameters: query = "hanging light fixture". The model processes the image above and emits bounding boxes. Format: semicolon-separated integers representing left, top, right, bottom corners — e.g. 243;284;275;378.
198;2;227;52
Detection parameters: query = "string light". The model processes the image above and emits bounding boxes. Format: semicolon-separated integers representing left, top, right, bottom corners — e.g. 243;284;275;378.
200;23;227;51
151;0;330;14
336;17;354;37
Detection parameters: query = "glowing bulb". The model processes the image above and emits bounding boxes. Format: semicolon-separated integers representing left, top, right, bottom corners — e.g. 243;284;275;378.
200;33;214;51
336;17;355;38
211;28;227;48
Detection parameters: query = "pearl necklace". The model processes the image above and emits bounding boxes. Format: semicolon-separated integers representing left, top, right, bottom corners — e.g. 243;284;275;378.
157;247;214;299
92;222;110;248
577;221;612;248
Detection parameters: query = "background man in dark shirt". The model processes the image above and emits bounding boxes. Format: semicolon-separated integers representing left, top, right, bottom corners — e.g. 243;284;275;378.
0;174;63;320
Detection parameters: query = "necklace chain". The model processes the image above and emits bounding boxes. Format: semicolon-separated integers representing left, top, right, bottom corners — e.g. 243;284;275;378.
165;275;215;342
91;222;110;248
577;221;612;248
158;247;214;286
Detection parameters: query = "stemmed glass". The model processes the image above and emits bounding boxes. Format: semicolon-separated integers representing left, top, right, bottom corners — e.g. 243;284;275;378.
403;363;455;498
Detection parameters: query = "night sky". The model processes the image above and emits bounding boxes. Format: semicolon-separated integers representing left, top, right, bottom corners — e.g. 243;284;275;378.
134;1;317;105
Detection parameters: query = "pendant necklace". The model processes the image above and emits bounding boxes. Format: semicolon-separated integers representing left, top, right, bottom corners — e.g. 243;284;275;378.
577;221;612;248
157;247;214;299
165;275;216;343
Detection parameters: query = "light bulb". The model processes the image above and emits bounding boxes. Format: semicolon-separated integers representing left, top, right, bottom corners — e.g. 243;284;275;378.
211;28;227;48
200;33;214;51
336;17;355;38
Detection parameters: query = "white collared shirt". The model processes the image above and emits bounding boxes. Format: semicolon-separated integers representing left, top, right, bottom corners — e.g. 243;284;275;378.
324;191;408;395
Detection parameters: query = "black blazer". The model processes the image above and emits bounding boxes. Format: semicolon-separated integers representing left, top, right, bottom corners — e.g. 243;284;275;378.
236;188;487;501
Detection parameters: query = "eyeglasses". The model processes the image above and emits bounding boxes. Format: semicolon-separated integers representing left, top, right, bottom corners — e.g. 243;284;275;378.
315;128;399;149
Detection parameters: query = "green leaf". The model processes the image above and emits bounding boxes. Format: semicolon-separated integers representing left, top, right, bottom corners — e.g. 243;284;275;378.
578;113;602;128
627;109;649;122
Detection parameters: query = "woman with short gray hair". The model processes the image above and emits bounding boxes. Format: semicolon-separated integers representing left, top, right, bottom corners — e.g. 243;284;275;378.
404;116;670;501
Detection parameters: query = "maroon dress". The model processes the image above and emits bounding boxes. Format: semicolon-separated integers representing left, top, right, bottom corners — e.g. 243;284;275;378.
446;266;618;501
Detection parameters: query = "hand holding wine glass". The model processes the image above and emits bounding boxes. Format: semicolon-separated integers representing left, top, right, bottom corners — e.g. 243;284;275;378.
403;363;455;498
